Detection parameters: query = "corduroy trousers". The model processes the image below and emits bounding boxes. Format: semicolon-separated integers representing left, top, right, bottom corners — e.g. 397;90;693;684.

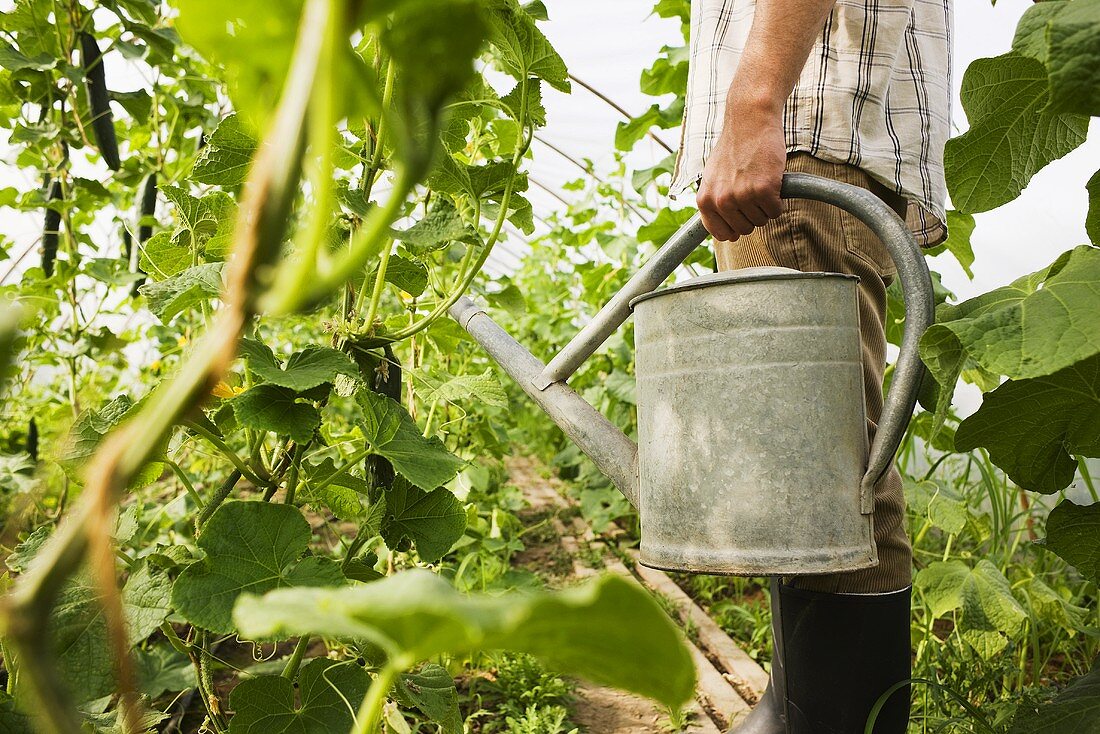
714;152;913;594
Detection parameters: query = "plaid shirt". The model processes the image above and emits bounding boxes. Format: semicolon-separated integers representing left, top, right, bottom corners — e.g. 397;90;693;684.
670;0;952;246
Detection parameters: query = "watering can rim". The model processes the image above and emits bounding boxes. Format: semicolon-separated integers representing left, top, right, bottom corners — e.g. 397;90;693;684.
627;267;859;310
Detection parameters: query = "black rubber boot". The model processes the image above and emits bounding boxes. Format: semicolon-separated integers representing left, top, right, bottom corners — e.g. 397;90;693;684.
730;581;912;734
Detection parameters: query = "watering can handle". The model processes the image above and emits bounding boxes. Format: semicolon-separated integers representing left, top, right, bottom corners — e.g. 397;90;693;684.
530;172;935;510
783;174;935;506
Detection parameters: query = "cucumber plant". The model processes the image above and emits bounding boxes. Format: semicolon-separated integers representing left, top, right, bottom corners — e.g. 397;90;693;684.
0;1;695;732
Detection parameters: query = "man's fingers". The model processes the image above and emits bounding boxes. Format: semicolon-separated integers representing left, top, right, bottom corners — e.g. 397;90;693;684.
697;199;739;242
725;209;757;236
758;187;784;219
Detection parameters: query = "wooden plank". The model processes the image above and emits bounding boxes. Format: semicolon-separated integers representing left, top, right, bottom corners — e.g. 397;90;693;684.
601;556;749;731
629;554;771;701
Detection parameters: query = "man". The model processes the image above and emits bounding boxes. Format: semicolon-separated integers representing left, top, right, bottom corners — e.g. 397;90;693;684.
669;0;951;732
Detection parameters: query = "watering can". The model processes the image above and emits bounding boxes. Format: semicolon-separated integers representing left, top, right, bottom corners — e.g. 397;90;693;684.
450;173;934;576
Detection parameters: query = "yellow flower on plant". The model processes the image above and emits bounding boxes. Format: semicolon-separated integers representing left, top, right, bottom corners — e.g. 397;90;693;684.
212;381;243;399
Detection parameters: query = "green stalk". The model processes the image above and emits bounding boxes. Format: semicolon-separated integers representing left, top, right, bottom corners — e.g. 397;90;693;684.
363;239;394;329
310;445;374;495
281;635;311;680
184;420;268;488
267;0;341;306
283;444;304;505
165;459;204;511
353;664;401;734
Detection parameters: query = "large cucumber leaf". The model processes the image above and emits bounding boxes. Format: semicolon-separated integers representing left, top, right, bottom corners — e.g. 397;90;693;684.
234;569;695;710
915;560;1028;659
1043;500;1100;586
171;501;343;634
944;52;1087;213
228;658;370;734
955;355;1100;493
920;246;1100;425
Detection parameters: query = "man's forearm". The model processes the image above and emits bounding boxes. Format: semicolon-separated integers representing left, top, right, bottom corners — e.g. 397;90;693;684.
696;0;837;241
726;0;838;122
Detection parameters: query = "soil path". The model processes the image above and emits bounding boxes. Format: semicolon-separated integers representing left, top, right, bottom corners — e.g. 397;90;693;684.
506;456;769;734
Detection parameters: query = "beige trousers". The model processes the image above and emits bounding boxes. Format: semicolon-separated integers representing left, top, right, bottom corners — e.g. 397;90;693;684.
714;152;913;594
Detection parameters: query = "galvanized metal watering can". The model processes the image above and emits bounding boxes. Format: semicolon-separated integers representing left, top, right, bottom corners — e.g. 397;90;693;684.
450;173;934;576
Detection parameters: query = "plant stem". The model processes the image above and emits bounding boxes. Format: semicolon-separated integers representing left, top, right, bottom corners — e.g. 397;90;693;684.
283;444;304;505
281;635;311;680
196;470;242;532
184;420;269;488
363;239;393;329
353;664;400;734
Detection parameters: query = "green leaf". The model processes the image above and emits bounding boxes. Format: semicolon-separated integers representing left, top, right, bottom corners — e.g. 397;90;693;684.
954;354;1100;494
906;480;967;535
430;370;508;408
639;45;688;97
238;340;359;391
48;577;114;704
171;501;344;634
381;478;467;562
0;690;33;734
615;100;682;152
395;664;462;734
191;114;257;186
485;0;569;92
500;80;546;127
926;210;976;279
138;263;225;322
300;457;370;520
1011;1;1068;63
637;206;694;245
1045;0;1100;116
7;525;51;573
135;645;198;698
175;0;303;129
394;200;467;257
370;255;429;297
232;384;321;443
485;282;526;316
381;0;488;115
1087;170;1100;246
123;562;173;645
356;391;465;490
161;185;218;245
0;38;54;71
914;559;1027;658
920;246;1100;428
138;232;190;281
234;570;695;709
1009;658;1100;734
1044;500;1100;585
228;658;370;734
944;52;1088;213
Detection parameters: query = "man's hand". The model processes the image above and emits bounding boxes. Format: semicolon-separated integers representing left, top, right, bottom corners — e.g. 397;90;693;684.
696;98;786;242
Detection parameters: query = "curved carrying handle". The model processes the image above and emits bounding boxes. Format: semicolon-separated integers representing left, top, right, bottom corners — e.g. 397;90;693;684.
779;174;935;511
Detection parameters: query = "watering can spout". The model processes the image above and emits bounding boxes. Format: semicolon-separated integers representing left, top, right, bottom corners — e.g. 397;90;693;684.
449;297;641;507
